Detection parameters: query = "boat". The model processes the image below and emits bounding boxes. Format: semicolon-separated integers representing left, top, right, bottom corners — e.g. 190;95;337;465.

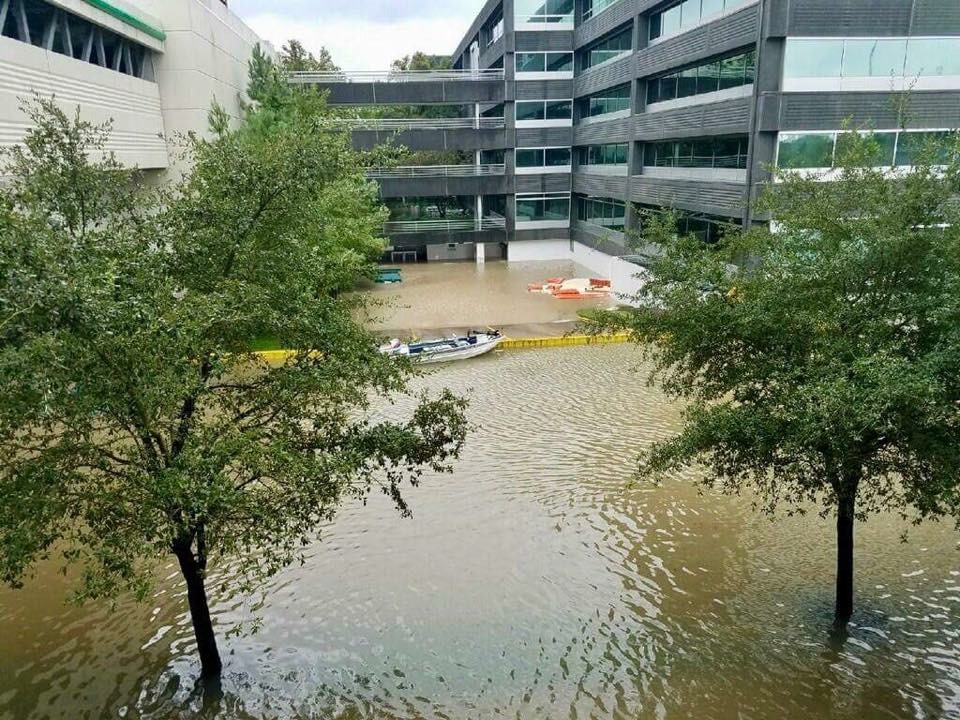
527;277;613;299
380;330;503;364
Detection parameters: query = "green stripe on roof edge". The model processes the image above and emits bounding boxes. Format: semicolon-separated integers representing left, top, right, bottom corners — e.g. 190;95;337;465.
81;0;166;42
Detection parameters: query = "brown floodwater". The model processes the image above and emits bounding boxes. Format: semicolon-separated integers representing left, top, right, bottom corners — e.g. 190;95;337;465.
2;333;959;719
364;260;612;337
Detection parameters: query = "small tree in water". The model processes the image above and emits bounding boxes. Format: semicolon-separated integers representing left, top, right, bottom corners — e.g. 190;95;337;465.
589;129;960;633
0;92;468;677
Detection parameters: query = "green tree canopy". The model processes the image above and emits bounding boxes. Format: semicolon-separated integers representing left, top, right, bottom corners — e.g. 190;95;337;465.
589;129;960;632
391;52;452;72
279;39;338;72
0;83;467;677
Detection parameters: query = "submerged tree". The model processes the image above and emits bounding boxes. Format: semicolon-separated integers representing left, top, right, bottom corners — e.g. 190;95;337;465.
0;93;468;678
589;129;960;632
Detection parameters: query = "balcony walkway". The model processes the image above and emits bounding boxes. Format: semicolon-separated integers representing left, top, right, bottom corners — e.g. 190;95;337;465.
288;69;506;106
383;217;506;235
326;117;506;131
367;164;506;179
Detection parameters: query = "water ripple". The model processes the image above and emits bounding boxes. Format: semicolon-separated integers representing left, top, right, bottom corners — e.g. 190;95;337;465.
0;346;957;720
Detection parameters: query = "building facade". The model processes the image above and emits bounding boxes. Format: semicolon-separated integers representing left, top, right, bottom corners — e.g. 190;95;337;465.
301;0;959;278
0;0;266;172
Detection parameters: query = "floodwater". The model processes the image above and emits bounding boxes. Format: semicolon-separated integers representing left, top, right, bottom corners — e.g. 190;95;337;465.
365;260;612;338
2;277;960;719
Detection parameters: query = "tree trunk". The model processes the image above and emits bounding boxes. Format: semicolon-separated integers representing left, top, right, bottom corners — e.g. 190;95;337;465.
833;490;856;633
174;543;223;678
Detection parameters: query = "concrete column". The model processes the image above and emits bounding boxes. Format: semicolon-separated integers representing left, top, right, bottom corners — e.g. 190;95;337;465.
476;242;486;264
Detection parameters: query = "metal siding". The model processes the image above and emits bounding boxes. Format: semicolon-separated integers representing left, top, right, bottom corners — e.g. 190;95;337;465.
635;4;759;78
516;127;575;145
571;224;631;254
911;0;960;34
787;0;913;36
515;174;573;193
634;97;752;139
572;173;629;198
515;79;575;99
350;129;508;152
388;229;508;246
454;0;506;59
319;79;506;106
513;227;573;241
629;176;746;216
769;91;960;131
573;115;634;144
575;1;638;49
480;36;506;68
575;54;635;97
377;175;511;198
515;31;576;51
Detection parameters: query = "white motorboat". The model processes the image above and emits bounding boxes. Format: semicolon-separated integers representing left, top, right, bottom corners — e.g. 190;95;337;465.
380;330;503;364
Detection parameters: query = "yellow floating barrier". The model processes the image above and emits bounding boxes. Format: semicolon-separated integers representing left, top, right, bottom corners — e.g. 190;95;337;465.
252;333;631;363
498;333;631;350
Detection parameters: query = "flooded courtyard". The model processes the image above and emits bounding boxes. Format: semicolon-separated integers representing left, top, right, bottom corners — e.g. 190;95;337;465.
364;260;613;338
1;264;959;720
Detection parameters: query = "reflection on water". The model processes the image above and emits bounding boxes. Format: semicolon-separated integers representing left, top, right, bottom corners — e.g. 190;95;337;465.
1;345;958;720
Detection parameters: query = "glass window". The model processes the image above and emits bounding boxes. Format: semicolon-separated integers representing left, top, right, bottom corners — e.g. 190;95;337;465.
584;27;633;70
658;73;678;101
697;60;721;94
516;102;546;121
649;13;663;40
661;5;682;38
516;53;546;73
585;84;629;117
646;78;660;104
577;196;626;230
653;142;674;166
583;0;621;21
777;133;835;169
517;0;573;22
547;52;574;72
744;50;756;85
545;100;573;119
546;148;572;165
783;39;843;78
515;198;540;220
692;139;714;167
580;144;628;165
645;136;749;168
842;39;906;77
905;38;960;77
677;67;698;97
680;0;701;29
719;54;746;90
701;0;723;19
544;197;570;219
517;149;545;167
835;132;897;166
713;137;743;168
895;131;953;166
676;140;695;167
